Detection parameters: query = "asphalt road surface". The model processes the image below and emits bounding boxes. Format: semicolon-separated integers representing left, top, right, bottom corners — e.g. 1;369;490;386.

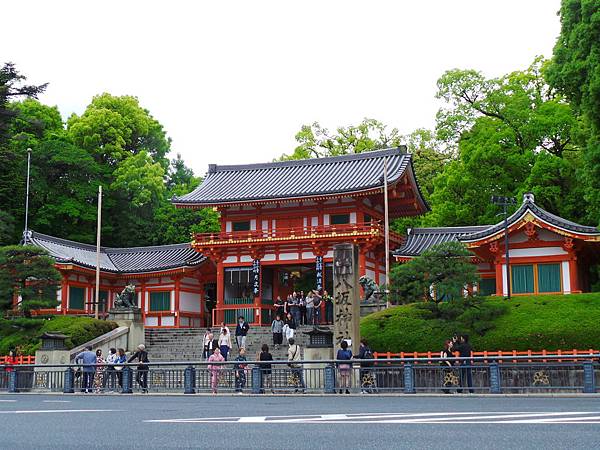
1;394;599;449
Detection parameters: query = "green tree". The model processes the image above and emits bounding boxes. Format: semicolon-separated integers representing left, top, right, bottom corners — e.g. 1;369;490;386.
278;118;402;160
390;241;479;305
111;150;165;207
546;0;600;225
0;245;61;312
67;93;170;168
0;210;15;246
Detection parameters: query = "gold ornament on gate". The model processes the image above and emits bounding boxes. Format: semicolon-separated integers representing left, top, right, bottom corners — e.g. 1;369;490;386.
532;370;550;386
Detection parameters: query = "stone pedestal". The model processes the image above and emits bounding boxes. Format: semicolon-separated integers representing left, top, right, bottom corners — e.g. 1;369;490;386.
108;308;144;352
34;333;70;391
303;347;334;389
333;244;361;351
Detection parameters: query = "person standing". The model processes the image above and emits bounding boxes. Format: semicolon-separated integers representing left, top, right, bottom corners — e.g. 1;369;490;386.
207;347;225;394
202;328;214;360
453;335;474;394
305;292;314;325
271;314;284;348
103;348;118;391
323;290;334;324
74;346;96;393
235;316;250;350
312;291;322;325
356;339;375;394
234;348;248;393
93;349;105;394
128;344;150;393
298;291;307;325
287;338;305;393
115;348;127;389
336;340;353;394
440;340;455;394
218;327;232;361
274;296;285;319
283;312;296;342
259;344;274;394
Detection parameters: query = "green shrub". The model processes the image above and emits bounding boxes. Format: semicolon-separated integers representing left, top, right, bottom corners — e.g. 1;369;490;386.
360;293;600;352
0;316;118;355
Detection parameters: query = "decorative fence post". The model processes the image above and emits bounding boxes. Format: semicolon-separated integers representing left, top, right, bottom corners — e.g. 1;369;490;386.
403;364;415;394
489;362;502;394
583;361;596;394
251;367;262;394
324;365;336;394
184;365;196;394
63;368;75;394
121;367;133;394
8;370;17;393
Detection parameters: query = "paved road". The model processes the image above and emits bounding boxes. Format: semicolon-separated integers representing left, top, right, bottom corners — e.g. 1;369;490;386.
1;394;599;449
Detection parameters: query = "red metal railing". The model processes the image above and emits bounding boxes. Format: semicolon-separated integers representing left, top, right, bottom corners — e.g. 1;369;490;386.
373;349;600;364
0;355;35;365
194;221;403;246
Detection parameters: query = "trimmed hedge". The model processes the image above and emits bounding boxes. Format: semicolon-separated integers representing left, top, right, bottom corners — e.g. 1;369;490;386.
360;293;600;352
0;316;118;355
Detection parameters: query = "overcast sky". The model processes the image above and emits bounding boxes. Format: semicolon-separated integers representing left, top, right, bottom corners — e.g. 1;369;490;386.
5;0;561;176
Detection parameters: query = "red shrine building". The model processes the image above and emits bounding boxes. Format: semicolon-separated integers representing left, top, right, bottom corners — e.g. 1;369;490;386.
22;148;600;327
395;193;600;296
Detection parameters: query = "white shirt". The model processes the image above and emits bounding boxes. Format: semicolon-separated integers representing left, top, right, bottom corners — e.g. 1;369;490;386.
218;333;232;348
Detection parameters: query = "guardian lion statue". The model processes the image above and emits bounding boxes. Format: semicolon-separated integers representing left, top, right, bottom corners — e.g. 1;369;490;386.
113;283;137;309
359;276;382;303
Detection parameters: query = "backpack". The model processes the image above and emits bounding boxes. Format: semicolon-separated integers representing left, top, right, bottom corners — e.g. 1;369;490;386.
362;347;373;360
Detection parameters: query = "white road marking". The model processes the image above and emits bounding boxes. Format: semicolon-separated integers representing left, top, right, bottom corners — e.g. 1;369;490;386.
43;400;72;403
0;409;120;414
145;411;600;425
0;400;17;402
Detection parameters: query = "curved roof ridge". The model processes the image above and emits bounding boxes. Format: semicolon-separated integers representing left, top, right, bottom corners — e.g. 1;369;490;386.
210;147;405;173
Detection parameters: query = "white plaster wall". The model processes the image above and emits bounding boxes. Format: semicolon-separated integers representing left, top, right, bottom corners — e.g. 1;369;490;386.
366;269;375;279
538;228;559;241
250;219;256;230
147;278;159;284
145;316;158;326
226;221;232;232
162;316;175;327
262;254;276;261
311;216;318;226
350;212;357;224
504;247;567;257
180;292;201;312
508;232;527;243
302;251;316;260
279;252;299;260
502;264;508;296
182;277;199;285
262;220;269;231
224;255;238;263
323;214;330;225
325;250;334;258
303;217;308;227
562;261;571;294
240;255;252;262
180;316;190;327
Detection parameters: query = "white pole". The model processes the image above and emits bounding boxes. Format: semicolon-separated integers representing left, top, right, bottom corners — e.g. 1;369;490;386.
23;148;32;245
383;157;390;309
94;185;102;320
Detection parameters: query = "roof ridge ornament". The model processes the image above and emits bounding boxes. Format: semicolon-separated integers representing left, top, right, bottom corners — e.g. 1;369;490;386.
523;192;535;203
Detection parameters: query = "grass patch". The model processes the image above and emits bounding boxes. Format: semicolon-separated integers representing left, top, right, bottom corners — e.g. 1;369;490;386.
360;293;600;352
0;316;118;355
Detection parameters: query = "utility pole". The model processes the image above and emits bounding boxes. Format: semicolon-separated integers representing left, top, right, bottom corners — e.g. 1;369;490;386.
94;185;102;319
23;148;32;245
491;196;516;300
383;157;390;309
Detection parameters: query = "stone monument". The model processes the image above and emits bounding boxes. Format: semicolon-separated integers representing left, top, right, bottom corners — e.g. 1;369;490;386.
34;332;70;390
108;283;144;351
333;243;360;351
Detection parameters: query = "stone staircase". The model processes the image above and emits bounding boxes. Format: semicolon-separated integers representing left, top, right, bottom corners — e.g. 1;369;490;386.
144;325;333;362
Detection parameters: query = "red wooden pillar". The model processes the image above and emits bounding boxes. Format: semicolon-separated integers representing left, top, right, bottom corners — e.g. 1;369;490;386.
569;257;580;293
174;275;181;327
61;278;68;314
494;261;503;296
216;259;224;326
140;281;147;325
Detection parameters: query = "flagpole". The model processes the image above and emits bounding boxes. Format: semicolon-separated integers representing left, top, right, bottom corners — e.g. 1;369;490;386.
94;185;102;320
23;148;32;245
383;157;390;309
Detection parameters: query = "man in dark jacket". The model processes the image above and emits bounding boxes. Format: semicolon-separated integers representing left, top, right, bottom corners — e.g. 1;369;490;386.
356;339;376;393
453;335;473;393
235;316;250;349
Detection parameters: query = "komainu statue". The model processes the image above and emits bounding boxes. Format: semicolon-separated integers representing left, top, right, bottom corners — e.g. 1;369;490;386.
359;275;382;303
113;283;137;309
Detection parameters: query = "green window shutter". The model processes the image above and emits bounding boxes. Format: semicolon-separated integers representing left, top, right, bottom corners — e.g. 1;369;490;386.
69;287;85;310
150;291;171;311
511;265;534;294
233;221;251;232
99;290;108;312
479;278;496;296
538;263;561;293
331;214;350;225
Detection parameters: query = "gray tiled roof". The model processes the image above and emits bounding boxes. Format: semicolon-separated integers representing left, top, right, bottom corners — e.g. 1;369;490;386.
395;194;600;257
173;147;426;206
29;231;206;274
394;226;490;257
461;197;600;242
